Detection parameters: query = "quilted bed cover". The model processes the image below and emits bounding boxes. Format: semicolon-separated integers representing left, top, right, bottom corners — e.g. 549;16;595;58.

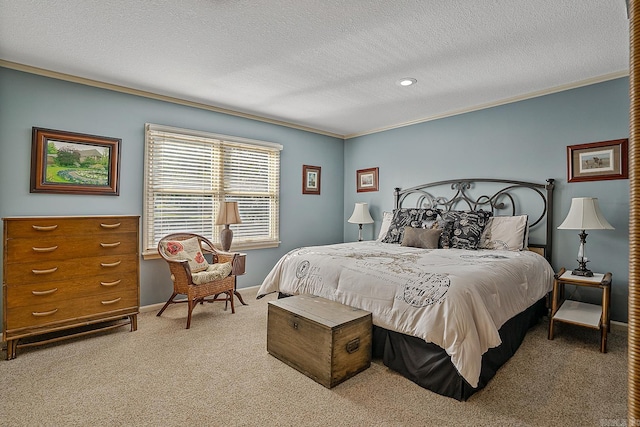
257;241;554;387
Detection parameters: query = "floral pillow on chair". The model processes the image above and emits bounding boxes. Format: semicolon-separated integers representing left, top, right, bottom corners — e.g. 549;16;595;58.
162;237;209;272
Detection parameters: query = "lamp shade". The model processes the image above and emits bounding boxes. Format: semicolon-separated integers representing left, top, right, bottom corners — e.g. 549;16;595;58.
215;201;242;225
348;203;374;224
557;197;614;230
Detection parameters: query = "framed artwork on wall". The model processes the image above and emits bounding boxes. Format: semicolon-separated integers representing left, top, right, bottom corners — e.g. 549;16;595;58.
567;139;628;183
356;167;379;192
31;127;121;195
302;164;321;195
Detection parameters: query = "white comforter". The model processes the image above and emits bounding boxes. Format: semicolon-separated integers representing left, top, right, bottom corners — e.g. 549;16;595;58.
257;241;554;387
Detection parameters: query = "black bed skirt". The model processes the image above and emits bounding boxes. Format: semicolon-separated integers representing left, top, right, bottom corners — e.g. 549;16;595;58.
372;298;547;401
276;292;547;401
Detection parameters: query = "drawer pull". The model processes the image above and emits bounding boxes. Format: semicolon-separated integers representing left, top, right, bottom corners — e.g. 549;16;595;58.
32;245;58;253
32;288;58;296
32;224;58;231
32;267;58;275
32;308;58;317
100;242;121;248
100;280;121;287
100;222;121;229
101;297;122;305
101;261;122;268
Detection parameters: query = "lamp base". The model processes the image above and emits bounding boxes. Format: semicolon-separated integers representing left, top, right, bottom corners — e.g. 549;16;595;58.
220;225;233;252
571;268;593;277
572;258;593;277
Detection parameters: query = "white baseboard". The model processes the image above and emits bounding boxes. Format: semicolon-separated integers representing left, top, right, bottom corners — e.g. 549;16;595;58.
611;320;628;333
139;284;261;313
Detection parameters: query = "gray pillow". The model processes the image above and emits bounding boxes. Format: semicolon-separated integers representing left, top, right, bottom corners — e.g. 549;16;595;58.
401;227;441;249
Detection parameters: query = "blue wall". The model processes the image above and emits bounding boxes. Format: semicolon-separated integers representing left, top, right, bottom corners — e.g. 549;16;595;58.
345;78;630;322
0;67;345;313
0;67;631;323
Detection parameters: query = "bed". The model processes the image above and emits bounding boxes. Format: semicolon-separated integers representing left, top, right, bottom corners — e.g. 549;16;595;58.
257;178;556;400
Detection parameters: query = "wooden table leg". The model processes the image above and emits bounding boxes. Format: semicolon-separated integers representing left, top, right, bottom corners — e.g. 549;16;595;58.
234;290;248;306
233;276;248;306
6;339;17;360
601;283;610;353
548;278;560;340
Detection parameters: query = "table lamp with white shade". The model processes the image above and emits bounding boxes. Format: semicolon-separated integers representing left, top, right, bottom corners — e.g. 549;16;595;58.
557;197;614;277
348;202;374;241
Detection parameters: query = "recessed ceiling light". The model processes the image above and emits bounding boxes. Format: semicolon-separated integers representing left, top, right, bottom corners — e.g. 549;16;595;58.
397;78;417;87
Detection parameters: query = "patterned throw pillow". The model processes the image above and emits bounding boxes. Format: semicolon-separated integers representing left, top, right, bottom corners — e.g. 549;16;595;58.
162;237;209;272
381;208;439;244
439;210;492;250
401;227;441;249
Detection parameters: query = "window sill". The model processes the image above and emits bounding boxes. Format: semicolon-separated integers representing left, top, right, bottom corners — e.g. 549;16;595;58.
142;240;280;260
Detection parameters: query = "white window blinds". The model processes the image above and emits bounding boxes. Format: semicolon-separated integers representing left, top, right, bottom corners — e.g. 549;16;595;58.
143;123;281;255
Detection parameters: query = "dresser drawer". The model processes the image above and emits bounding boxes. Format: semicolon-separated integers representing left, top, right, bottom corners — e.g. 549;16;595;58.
4;216;139;239
6;274;139;309
4;255;138;285
5;288;139;330
4;232;138;264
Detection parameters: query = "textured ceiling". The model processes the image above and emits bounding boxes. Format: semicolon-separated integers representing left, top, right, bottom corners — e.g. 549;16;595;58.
0;1;630;138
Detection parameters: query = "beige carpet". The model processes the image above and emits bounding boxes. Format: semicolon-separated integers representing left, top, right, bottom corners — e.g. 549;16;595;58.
0;287;627;426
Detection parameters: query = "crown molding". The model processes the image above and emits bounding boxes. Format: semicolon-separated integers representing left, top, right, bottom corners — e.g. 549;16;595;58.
345;70;630;139
2;60;628;141
0;60;344;139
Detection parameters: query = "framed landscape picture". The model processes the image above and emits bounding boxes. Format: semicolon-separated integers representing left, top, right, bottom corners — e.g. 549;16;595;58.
302;164;321;195
567;139;628;183
356;167;379;192
31;127;121;195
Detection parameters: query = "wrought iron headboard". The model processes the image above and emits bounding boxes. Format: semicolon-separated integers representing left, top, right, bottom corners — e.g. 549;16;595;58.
394;178;555;262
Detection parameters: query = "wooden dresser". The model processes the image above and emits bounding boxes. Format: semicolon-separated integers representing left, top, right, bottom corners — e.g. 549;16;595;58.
2;215;140;359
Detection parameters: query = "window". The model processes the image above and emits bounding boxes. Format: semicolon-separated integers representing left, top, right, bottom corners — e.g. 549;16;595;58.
143;123;282;256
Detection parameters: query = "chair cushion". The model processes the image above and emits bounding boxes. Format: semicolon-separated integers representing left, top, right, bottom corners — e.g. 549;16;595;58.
191;262;233;285
161;237;209;273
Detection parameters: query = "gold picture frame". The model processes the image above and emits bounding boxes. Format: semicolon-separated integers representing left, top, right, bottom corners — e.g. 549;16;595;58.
31;127;121;195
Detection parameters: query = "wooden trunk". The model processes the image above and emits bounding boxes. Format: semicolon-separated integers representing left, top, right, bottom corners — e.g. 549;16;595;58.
267;294;372;388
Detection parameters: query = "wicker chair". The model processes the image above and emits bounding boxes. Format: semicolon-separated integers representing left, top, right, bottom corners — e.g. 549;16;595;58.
157;233;238;329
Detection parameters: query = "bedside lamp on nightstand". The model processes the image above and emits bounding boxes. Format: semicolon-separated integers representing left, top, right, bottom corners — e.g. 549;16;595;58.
348;202;374;241
557;197;614;277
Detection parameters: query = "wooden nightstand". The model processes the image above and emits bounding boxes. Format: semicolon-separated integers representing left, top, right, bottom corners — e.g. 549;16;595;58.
548;267;612;352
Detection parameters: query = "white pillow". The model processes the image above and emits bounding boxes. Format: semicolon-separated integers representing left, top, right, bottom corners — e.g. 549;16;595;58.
479;215;528;251
376;211;394;241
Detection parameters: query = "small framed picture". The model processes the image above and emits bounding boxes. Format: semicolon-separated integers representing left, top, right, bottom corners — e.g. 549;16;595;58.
302;164;321;195
567;139;628;183
31;127;121;195
356;167;379;192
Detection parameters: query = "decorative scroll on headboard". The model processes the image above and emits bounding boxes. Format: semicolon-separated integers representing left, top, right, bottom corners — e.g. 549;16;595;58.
394;178;555;262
